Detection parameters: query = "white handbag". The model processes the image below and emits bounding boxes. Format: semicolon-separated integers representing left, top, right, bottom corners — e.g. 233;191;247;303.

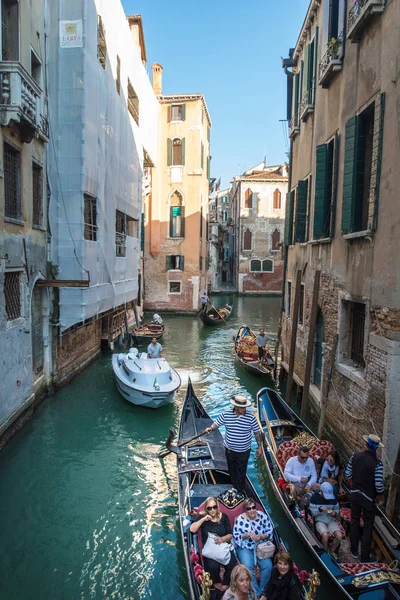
202;533;232;565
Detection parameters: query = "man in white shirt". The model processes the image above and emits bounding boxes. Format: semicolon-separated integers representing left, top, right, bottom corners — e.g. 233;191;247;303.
284;445;318;502
147;337;163;359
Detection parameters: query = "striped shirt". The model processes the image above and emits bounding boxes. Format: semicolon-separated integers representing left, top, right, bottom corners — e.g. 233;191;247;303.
214;409;260;452
345;452;384;501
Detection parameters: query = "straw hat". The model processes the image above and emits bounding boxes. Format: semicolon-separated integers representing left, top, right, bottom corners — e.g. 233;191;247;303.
230;395;253;408
362;433;384;448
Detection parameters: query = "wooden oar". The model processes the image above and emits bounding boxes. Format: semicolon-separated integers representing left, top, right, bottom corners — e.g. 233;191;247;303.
209;302;229;324
158;427;210;459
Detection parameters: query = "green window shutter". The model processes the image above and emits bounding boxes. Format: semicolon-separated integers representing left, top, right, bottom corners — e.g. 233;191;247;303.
329;134;339;237
300;61;304;105
180;255;185;271
293;72;300;126
181;206;185;237
295;179;308;242
307;41;313;104
373;92;385;230
169;207;173;237
312;27;318;105
167;138;172;166
302;53;308;106
166;255;171;270
341;116;359;233
284;191;294;245
207;127;210;142
181;137;185;165
201;141;204;169
314;143;329;239
181;103;186;121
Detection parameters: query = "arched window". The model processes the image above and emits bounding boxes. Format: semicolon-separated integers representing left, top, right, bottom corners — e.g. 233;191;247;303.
262;259;274;272
271;228;280;251
250;259;262;272
169;190;185;237
244;188;253;209
222;210;227;222
167;138;185;166
273;188;281;209
243;228;252;250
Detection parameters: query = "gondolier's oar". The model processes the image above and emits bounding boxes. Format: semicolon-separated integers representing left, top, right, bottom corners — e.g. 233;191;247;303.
158;427;210;459
209;302;230;326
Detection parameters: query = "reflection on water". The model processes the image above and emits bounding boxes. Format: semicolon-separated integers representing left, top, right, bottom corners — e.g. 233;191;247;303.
0;296;336;599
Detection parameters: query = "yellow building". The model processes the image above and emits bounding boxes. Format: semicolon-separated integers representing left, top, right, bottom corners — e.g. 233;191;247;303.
144;64;211;312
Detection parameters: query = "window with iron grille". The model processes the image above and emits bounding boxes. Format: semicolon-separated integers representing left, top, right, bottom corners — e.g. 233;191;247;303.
127;79;139;125
116;210;126;256
32;162;43;227
97;15;106;68
4;271;21;321
4;141;21;220
84;194;97;241
116;55;121;94
350;302;366;368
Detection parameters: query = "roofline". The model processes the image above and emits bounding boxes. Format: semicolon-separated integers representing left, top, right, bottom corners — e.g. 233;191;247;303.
293;0;320;62
158;94;212;127
126;14;147;64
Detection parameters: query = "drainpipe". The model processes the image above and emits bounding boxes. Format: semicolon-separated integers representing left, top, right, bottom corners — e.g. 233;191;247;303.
274;50;296;377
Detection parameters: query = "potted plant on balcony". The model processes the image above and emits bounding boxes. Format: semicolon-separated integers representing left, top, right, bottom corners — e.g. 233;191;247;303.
327;37;341;58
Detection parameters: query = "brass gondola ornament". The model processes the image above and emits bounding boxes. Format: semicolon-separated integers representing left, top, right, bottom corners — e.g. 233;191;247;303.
199;571;213;600
305;570;321;599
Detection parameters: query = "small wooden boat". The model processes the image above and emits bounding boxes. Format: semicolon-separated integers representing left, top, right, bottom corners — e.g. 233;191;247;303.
171;380;311;600
200;299;234;325
257;386;400;599
112;348;180;408
131;322;165;345
235;325;275;376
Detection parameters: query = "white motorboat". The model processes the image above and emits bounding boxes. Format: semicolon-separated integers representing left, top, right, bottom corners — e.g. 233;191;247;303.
112;348;181;409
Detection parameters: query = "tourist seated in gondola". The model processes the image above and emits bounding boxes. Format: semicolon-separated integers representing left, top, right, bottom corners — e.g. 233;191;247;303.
259;551;302;600
317;450;343;496
222;564;256;600
283;446;318;504
233;497;274;598
225;303;232;311
189;496;236;593
309;482;343;557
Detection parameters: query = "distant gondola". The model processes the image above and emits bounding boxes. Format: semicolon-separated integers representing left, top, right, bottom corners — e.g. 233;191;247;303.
234;325;275;376
200;299;234;325
257;386;400;600
171;380;311;600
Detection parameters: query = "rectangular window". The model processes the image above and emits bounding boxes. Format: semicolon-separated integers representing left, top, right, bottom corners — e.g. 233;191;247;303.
116;210;126;256
30;48;41;86
314;135;337;239
286;281;292;317
342;95;384;234
127;80;139;125
350;302;366;368
166;255;184;270
4;141;21;221
199;255;203;271
84;194;97;241
4;271;21;321
116;55;121;95
2;0;19;61
169;281;181;294
32;162;43;227
299;283;305;325
97;15;106;68
170;104;185;121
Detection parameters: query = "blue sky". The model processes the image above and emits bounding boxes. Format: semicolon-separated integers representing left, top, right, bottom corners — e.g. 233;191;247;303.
122;0;309;189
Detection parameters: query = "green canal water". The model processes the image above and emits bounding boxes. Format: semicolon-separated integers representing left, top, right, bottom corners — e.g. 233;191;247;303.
0;297;338;599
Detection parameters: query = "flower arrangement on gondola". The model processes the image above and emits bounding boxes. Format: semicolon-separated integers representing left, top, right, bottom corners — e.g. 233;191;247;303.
293;564;311;585
190;548;204;584
277;477;289;492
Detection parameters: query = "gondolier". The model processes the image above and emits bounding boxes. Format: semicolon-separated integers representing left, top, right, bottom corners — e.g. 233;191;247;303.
205;395;263;494
200;292;210;313
345;433;385;562
256;328;269;362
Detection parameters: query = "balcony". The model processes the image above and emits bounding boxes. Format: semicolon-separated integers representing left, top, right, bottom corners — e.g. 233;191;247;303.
288;116;299;140
318;34;343;88
0;62;48;143
299;89;314;121
347;0;385;42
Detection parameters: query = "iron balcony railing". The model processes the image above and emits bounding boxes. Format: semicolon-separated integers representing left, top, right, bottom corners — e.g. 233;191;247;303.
347;0;385;41
318;32;344;87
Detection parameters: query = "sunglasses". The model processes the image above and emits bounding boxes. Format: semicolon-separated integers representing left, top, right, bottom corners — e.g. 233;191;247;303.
206;505;218;511
246;505;257;511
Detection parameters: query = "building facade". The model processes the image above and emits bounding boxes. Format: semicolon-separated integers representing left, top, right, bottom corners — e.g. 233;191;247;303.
144;65;211;312
232;162;287;294
282;0;400;470
207;188;235;291
46;1;158;386
0;0;50;438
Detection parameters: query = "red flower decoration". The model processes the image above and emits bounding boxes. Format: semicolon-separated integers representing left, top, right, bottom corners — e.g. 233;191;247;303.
298;570;310;585
190;553;199;564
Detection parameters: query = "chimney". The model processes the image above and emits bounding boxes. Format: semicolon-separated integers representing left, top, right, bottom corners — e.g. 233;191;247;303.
151;63;163;95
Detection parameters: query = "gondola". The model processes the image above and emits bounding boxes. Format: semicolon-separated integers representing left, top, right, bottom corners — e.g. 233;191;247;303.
257;386;400;599
234;325;275;376
170;380;312;600
130;322;165;345
200;299;234;325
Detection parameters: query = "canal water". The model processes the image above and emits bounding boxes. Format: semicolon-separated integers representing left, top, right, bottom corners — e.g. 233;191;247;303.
0;296;338;599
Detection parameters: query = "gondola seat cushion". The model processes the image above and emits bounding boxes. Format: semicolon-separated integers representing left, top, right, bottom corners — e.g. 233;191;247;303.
341;563;389;575
340;507;364;527
309;440;336;460
276;440;300;470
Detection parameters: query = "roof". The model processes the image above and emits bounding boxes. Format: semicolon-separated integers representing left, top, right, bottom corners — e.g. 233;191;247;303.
243;170;287;181
158;94;212;127
293;0;320;62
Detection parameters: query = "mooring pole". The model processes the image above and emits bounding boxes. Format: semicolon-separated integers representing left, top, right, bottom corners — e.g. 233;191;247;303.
301;270;321;421
285;269;302;406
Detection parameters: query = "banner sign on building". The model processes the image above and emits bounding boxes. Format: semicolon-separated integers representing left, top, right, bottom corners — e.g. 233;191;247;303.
60;20;83;48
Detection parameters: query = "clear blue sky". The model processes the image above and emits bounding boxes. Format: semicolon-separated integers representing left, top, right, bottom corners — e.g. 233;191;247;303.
122;0;309;188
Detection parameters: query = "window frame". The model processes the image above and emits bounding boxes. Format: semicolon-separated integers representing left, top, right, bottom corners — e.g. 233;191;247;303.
273;188;282;210
271;228;281;252
338;294;369;376
250;259;262;273
32;160;44;228
127;79;139;125
170;104;185;122
243;228;252;251
169;190;185;238
4;140;22;223
168;280;182;295
4;269;24;324
97;15;107;68
84;194;97;241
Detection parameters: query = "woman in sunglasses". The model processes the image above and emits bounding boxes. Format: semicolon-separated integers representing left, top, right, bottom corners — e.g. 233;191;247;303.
190;497;236;592
233;497;274;597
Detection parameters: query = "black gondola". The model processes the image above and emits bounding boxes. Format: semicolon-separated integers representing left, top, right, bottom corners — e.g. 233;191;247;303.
172;380;311;600
257;386;400;600
234;325;275;376
200;299;234;325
